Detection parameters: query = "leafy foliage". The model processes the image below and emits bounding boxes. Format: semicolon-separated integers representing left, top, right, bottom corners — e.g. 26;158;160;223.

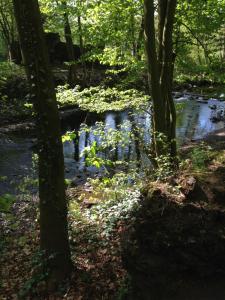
0;62;25;83
70;171;141;237
189;142;213;170
0;193;16;212
57;85;149;112
62;130;76;143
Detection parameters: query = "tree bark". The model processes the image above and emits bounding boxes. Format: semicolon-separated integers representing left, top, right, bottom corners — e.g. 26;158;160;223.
13;0;72;290
62;0;77;86
136;16;144;60
159;0;177;157
77;6;87;83
144;0;166;157
144;0;177;160
0;0;16;61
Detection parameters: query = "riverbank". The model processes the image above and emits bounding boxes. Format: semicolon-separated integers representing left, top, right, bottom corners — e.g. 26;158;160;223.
1;128;225;299
122;128;225;300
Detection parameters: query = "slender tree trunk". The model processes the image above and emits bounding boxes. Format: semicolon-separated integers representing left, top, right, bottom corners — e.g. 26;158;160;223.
62;0;77;86
158;0;167;72
77;11;87;82
0;1;16;61
136;16;144;60
144;0;177;160
144;0;166;157
13;0;72;290
130;9;136;57
78;15;84;56
64;15;74;61
159;0;177;157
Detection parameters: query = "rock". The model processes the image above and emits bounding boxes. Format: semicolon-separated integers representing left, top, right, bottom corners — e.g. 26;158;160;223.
197;98;208;104
209;98;218;101
210;109;225;122
219;93;225;100
173;92;183;98
82;199;97;208
176;96;189;102
209;104;217;110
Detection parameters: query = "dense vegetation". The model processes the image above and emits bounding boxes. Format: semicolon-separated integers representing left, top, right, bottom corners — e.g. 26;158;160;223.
0;0;225;299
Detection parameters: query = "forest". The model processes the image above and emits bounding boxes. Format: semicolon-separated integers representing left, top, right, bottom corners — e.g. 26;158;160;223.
0;0;225;299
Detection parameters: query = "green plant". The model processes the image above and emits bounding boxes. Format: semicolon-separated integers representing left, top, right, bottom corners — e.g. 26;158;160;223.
62;131;76;143
0;193;16;213
82;172;141;235
79;120;134;171
0;61;25;84
189;143;213;170
81;140;113;169
69;170;141;241
56;85;149;113
150;132;177;180
17;177;39;193
154;154;174;180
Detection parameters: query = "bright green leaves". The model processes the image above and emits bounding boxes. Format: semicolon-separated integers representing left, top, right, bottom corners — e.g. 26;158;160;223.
189;142;213;171
57;85;149;113
81;141;112;169
79;120;134;170
62;130;76;143
39;0;144;66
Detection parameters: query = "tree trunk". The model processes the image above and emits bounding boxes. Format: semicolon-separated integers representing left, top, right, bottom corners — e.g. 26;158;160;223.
136;16;144;60
144;0;177;160
144;0;166;157
78;12;87;83
159;0;177;157
13;0;72;290
0;1;16;61
62;0;77;86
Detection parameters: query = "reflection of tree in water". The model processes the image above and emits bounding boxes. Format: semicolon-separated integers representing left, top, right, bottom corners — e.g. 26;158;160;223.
74;131;79;161
63;99;225;169
2;98;225;195
176;101;201;143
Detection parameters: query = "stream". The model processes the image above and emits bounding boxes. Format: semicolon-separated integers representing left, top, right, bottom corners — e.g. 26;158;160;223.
0;94;225;196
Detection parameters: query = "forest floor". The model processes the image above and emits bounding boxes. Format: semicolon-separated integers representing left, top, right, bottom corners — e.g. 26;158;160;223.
1;129;225;300
0;189;128;300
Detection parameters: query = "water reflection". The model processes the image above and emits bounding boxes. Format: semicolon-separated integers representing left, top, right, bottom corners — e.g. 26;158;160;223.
63;99;225;163
1;97;225;195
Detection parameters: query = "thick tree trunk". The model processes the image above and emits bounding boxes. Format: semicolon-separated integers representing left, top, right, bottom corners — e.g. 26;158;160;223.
13;0;72;290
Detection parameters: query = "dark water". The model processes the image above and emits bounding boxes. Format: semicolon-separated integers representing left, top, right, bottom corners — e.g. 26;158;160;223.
0;96;225;195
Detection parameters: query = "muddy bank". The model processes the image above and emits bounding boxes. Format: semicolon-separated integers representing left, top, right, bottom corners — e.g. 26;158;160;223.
122;130;225;300
122;179;225;299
